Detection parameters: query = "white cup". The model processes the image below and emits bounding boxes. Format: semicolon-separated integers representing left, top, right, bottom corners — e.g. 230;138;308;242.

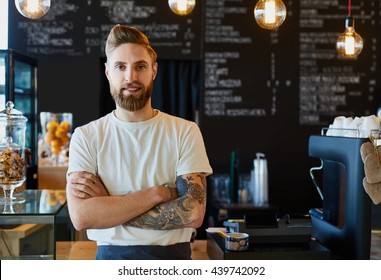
342;117;355;137
360;115;380;138
330;116;345;136
348;117;363;137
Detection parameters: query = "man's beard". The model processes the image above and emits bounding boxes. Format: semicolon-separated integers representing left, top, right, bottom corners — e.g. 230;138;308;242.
110;81;153;111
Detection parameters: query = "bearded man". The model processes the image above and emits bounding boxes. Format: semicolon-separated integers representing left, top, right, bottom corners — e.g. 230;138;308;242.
66;24;213;260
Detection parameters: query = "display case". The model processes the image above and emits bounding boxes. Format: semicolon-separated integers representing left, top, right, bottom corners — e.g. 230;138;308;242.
0;49;38;165
0;190;74;259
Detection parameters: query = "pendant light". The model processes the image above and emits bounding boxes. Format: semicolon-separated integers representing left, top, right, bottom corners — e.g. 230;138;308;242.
336;0;363;59
168;0;196;16
254;0;287;29
15;0;51;19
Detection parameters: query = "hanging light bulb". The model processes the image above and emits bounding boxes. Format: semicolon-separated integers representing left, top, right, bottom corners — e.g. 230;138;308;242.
336;18;363;58
336;0;363;59
168;0;195;16
15;0;51;19
254;0;287;29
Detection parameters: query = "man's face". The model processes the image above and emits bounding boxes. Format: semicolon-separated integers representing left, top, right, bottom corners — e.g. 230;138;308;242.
105;43;157;111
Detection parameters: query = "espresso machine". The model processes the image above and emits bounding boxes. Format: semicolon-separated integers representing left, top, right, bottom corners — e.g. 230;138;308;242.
308;135;372;259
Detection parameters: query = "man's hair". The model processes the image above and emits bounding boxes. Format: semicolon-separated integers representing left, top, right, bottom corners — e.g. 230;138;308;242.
105;24;157;63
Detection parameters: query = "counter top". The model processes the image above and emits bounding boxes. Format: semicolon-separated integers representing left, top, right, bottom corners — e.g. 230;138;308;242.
56;232;381;260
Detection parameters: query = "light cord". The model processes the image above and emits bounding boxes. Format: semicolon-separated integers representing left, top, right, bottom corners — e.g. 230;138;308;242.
348;0;352;16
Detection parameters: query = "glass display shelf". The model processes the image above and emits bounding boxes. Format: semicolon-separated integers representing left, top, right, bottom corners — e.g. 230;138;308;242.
0;189;73;260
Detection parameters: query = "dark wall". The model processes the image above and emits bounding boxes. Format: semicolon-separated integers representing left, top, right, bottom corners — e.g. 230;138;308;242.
36;56;102;130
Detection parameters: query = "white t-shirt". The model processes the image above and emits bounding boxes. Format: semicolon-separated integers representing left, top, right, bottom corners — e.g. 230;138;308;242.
67;110;213;246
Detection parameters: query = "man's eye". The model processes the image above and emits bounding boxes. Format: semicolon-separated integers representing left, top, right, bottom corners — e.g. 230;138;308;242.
137;64;147;71
116;65;125;70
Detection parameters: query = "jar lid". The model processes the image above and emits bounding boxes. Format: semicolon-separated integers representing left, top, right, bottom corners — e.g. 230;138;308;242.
0;101;28;123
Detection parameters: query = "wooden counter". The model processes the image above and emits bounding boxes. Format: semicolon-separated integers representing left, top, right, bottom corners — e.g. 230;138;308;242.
56;240;209;260
1;224;50;257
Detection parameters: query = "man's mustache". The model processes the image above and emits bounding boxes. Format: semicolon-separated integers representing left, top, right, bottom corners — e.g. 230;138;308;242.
120;82;143;89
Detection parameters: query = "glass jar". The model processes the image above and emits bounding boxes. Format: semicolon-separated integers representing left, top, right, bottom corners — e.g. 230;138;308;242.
0;101;28;204
39;112;73;166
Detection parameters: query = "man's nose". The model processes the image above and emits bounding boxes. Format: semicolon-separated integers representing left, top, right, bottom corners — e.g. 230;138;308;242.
125;67;136;82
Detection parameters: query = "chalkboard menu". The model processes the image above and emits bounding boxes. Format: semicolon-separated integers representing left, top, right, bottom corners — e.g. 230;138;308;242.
298;0;379;125
203;0;295;118
201;0;380;125
8;0;202;59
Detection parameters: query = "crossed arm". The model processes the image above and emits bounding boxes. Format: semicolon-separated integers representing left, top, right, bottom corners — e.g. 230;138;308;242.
125;174;206;230
66;171;207;231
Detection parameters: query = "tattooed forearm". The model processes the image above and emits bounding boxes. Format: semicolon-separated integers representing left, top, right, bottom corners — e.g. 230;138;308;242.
126;197;191;229
125;173;206;230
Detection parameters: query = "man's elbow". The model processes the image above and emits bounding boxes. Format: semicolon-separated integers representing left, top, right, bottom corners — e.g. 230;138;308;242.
192;217;204;229
68;206;93;231
71;218;91;232
188;207;205;228
69;214;90;231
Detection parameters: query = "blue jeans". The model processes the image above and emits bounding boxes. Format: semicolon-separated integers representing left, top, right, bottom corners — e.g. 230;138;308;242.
95;242;191;260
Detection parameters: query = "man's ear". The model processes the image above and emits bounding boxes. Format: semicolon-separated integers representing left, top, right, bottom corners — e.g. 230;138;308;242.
153;62;158;80
105;63;110;80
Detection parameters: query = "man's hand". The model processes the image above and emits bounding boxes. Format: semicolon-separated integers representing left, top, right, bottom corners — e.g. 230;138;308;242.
67;171;109;199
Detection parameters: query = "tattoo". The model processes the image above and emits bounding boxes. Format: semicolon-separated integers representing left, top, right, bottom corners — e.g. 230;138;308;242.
127;198;190;229
126;173;207;230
